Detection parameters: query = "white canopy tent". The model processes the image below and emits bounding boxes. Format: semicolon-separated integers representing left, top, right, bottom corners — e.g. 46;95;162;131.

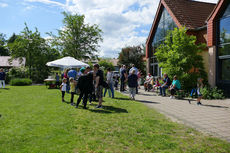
46;56;89;69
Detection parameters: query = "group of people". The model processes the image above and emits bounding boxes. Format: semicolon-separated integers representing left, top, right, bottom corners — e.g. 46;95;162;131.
144;73;204;105
60;64;106;109
119;64;142;100
144;73;181;98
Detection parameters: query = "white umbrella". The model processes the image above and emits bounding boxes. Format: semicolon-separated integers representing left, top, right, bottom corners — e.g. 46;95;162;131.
46;56;89;68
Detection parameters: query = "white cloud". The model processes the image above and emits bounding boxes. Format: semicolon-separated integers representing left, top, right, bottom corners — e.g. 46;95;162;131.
61;0;159;57
24;0;65;8
0;2;8;8
25;0;219;58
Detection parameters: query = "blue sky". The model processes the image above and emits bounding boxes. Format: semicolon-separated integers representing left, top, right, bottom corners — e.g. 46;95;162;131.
0;0;218;57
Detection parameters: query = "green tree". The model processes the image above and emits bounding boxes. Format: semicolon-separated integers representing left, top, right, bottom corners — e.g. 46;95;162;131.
8;33;18;44
98;59;115;71
0;33;9;56
8;24;60;82
155;27;207;90
48;12;103;59
118;45;145;74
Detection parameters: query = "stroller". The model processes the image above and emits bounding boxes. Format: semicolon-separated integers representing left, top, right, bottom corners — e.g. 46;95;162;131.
144;80;153;92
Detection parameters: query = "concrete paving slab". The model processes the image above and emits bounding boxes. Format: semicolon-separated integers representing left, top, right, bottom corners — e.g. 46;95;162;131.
121;87;230;142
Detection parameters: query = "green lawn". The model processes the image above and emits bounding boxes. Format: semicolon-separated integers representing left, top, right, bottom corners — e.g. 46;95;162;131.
0;86;230;153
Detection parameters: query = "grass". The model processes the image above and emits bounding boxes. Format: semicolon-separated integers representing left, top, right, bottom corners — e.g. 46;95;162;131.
0;86;230;153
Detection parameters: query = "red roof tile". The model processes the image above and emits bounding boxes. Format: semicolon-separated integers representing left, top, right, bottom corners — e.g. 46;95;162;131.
164;0;216;29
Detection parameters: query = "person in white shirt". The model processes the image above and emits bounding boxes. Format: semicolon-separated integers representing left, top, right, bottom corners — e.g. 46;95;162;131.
129;64;138;75
60;78;67;102
104;68;114;98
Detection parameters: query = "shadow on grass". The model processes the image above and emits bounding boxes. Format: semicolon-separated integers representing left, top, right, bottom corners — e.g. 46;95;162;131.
113;97;130;101
0;88;10;90
89;105;128;114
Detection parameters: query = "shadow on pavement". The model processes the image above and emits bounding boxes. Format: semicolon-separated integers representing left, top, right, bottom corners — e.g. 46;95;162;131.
201;104;229;109
138;93;157;96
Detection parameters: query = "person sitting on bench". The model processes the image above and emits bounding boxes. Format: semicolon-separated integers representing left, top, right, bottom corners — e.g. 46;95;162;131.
169;75;181;99
159;73;171;96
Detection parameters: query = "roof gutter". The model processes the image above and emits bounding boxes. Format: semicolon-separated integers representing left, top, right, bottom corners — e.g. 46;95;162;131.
189;25;207;31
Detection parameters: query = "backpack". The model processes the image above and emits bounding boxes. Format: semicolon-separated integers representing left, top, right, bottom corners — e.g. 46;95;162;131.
102;81;109;89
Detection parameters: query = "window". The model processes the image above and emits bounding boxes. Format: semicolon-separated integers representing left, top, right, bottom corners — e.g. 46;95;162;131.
218;2;230;81
151;7;177;76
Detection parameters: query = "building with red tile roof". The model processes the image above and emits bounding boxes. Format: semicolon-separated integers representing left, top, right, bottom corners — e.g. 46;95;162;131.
146;0;230;95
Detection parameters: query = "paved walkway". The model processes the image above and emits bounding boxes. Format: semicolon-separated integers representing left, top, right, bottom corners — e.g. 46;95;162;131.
122;87;230;142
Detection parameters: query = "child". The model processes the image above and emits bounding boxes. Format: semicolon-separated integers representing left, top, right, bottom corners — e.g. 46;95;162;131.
197;78;204;105
128;69;138;100
60;78;67;102
69;77;76;106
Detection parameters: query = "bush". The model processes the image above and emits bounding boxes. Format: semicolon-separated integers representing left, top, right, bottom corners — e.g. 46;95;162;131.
8;67;29;78
201;86;225;100
10;78;32;86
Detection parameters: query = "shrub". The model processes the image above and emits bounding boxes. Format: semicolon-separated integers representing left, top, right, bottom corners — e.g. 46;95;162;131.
10;78;32;86
201;86;225;100
8;67;29;79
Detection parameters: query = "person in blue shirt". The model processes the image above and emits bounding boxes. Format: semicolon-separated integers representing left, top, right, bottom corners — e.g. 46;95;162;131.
169;75;181;99
159;73;171;96
67;69;77;80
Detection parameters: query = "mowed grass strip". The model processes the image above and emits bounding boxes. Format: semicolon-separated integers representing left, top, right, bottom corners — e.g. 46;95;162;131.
0;86;229;153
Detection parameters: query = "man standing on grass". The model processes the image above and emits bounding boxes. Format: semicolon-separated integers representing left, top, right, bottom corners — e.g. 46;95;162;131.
120;65;127;92
129;64;139;94
128;69;138;100
93;64;104;108
76;67;94;109
0;68;6;88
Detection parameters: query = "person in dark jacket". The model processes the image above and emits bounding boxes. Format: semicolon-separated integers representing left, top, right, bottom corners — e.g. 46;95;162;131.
76;67;94;109
0;68;6;88
159;73;171;96
128;69;138;100
120;65;127;92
